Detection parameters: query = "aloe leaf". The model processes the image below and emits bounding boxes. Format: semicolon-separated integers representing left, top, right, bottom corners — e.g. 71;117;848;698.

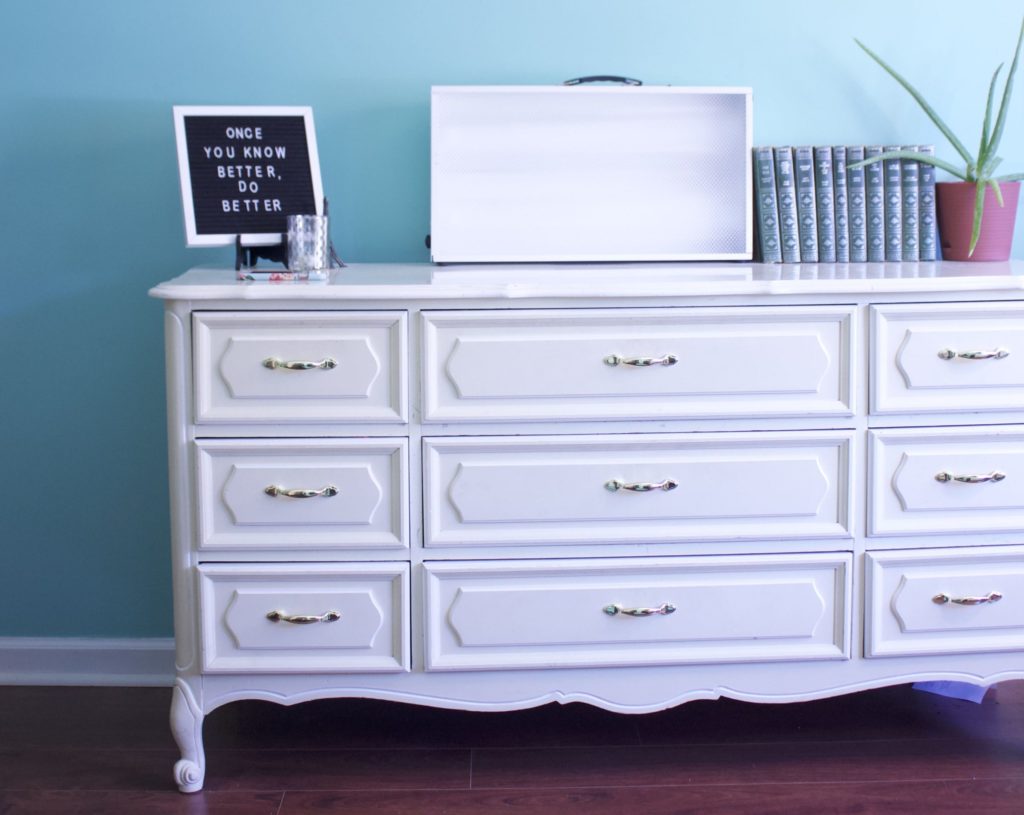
988;178;1005;207
848;149;969;180
855;38;975;168
985;16;1024;166
994;172;1024;181
969;181;987;257
985;156;1003;175
978;64;1003;171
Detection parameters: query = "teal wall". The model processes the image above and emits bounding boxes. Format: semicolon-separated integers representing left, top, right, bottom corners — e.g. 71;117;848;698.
2;0;1022;638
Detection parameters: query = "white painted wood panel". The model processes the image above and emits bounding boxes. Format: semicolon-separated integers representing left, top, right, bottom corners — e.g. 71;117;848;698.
865;546;1024;657
198;563;409;673
869;427;1024;536
430;86;751;262
193;311;407;423
424;432;852;547
194;439;408;551
871;302;1024;415
423;306;855;422
424;554;850;670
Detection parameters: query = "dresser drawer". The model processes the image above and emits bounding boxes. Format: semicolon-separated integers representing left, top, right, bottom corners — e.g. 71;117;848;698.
424;554;850;670
198;563;409;673
193;311;407;424
424;431;852;547
422;306;854;422
865;546;1024;657
194;439;408;552
871;302;1024;415
868;427;1024;536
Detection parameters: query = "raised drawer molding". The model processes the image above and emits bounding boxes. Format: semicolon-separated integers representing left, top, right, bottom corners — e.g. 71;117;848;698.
150;262;1024;793
424;432;852;547
424;554;851;670
422;306;855;422
198;562;410;673
865;546;1024;657
871;302;1024;415
194;438;409;551
869;427;1024;536
193;311;408;423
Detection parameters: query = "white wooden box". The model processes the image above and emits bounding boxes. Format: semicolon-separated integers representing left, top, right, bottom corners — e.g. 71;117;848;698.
430;85;752;262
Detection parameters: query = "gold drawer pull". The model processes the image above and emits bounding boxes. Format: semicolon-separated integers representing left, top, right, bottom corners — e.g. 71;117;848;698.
266;610;342;624
937;348;1009;360
605;478;678;493
935;471;1006;484
604;353;678;367
262;357;338;370
932;591;1003;606
264;485;339;499
603;603;677;617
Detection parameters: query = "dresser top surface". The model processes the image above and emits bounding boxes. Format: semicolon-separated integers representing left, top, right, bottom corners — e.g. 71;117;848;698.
150;260;1024;302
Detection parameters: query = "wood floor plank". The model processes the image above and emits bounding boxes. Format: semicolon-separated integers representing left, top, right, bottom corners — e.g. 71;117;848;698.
0;790;284;815
470;737;1024;789
202;747;472;792
0;748;182;792
2;682;1023;811
276;779;1024;815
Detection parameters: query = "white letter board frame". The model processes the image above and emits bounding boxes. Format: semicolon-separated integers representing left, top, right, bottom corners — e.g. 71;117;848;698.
430;85;752;263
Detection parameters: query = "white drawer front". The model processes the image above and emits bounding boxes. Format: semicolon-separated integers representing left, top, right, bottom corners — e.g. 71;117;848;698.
866;546;1024;657
198;563;409;673
195;439;408;552
869;427;1024;536
423;306;854;422
871;302;1024;415
193;311;407;424
425;554;851;670
424;432;852;547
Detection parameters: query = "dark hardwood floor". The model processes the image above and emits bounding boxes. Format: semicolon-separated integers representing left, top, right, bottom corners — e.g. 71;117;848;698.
1;682;1023;813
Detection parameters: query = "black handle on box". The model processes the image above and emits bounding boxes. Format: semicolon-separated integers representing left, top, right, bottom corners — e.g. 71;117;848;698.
563;75;643;86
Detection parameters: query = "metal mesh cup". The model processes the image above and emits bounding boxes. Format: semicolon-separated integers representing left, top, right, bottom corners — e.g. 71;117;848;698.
287;214;330;277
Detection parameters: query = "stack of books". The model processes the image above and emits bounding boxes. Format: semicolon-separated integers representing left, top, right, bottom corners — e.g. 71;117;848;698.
753;145;938;263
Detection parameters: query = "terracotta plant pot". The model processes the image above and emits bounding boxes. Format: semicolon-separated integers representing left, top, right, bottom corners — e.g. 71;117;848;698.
936;181;1020;261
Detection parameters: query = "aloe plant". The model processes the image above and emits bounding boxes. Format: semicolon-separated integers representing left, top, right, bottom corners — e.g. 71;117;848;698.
851;15;1024;256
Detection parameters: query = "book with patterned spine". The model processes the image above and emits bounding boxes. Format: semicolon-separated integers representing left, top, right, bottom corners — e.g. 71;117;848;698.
918;144;938;260
794;146;818;262
883;144;903;261
774;146;800;262
865;145;885;261
846;145;867;262
832;146;850;262
814;146;836;263
900;145;920;261
752;147;782;262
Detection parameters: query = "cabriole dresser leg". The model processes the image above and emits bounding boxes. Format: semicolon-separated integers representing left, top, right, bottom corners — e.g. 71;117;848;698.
169;678;205;793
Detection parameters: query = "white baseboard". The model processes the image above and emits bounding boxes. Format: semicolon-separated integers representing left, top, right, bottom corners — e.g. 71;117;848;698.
0;637;175;686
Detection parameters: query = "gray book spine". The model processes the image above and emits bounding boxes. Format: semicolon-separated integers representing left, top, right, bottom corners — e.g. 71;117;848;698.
774;147;800;262
833;146;850;263
918;144;938;261
901;145;920;261
753;147;782;262
865;145;885;261
814;146;837;263
794;146;819;262
883;144;903;261
846;145;867;262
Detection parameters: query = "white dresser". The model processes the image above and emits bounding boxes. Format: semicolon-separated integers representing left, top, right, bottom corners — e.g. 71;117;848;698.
151;261;1024;792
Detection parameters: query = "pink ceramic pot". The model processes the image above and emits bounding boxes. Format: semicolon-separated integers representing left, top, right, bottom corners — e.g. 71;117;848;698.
937;181;1020;261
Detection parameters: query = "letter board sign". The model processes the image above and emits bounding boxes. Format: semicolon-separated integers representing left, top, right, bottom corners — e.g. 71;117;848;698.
173;105;323;246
